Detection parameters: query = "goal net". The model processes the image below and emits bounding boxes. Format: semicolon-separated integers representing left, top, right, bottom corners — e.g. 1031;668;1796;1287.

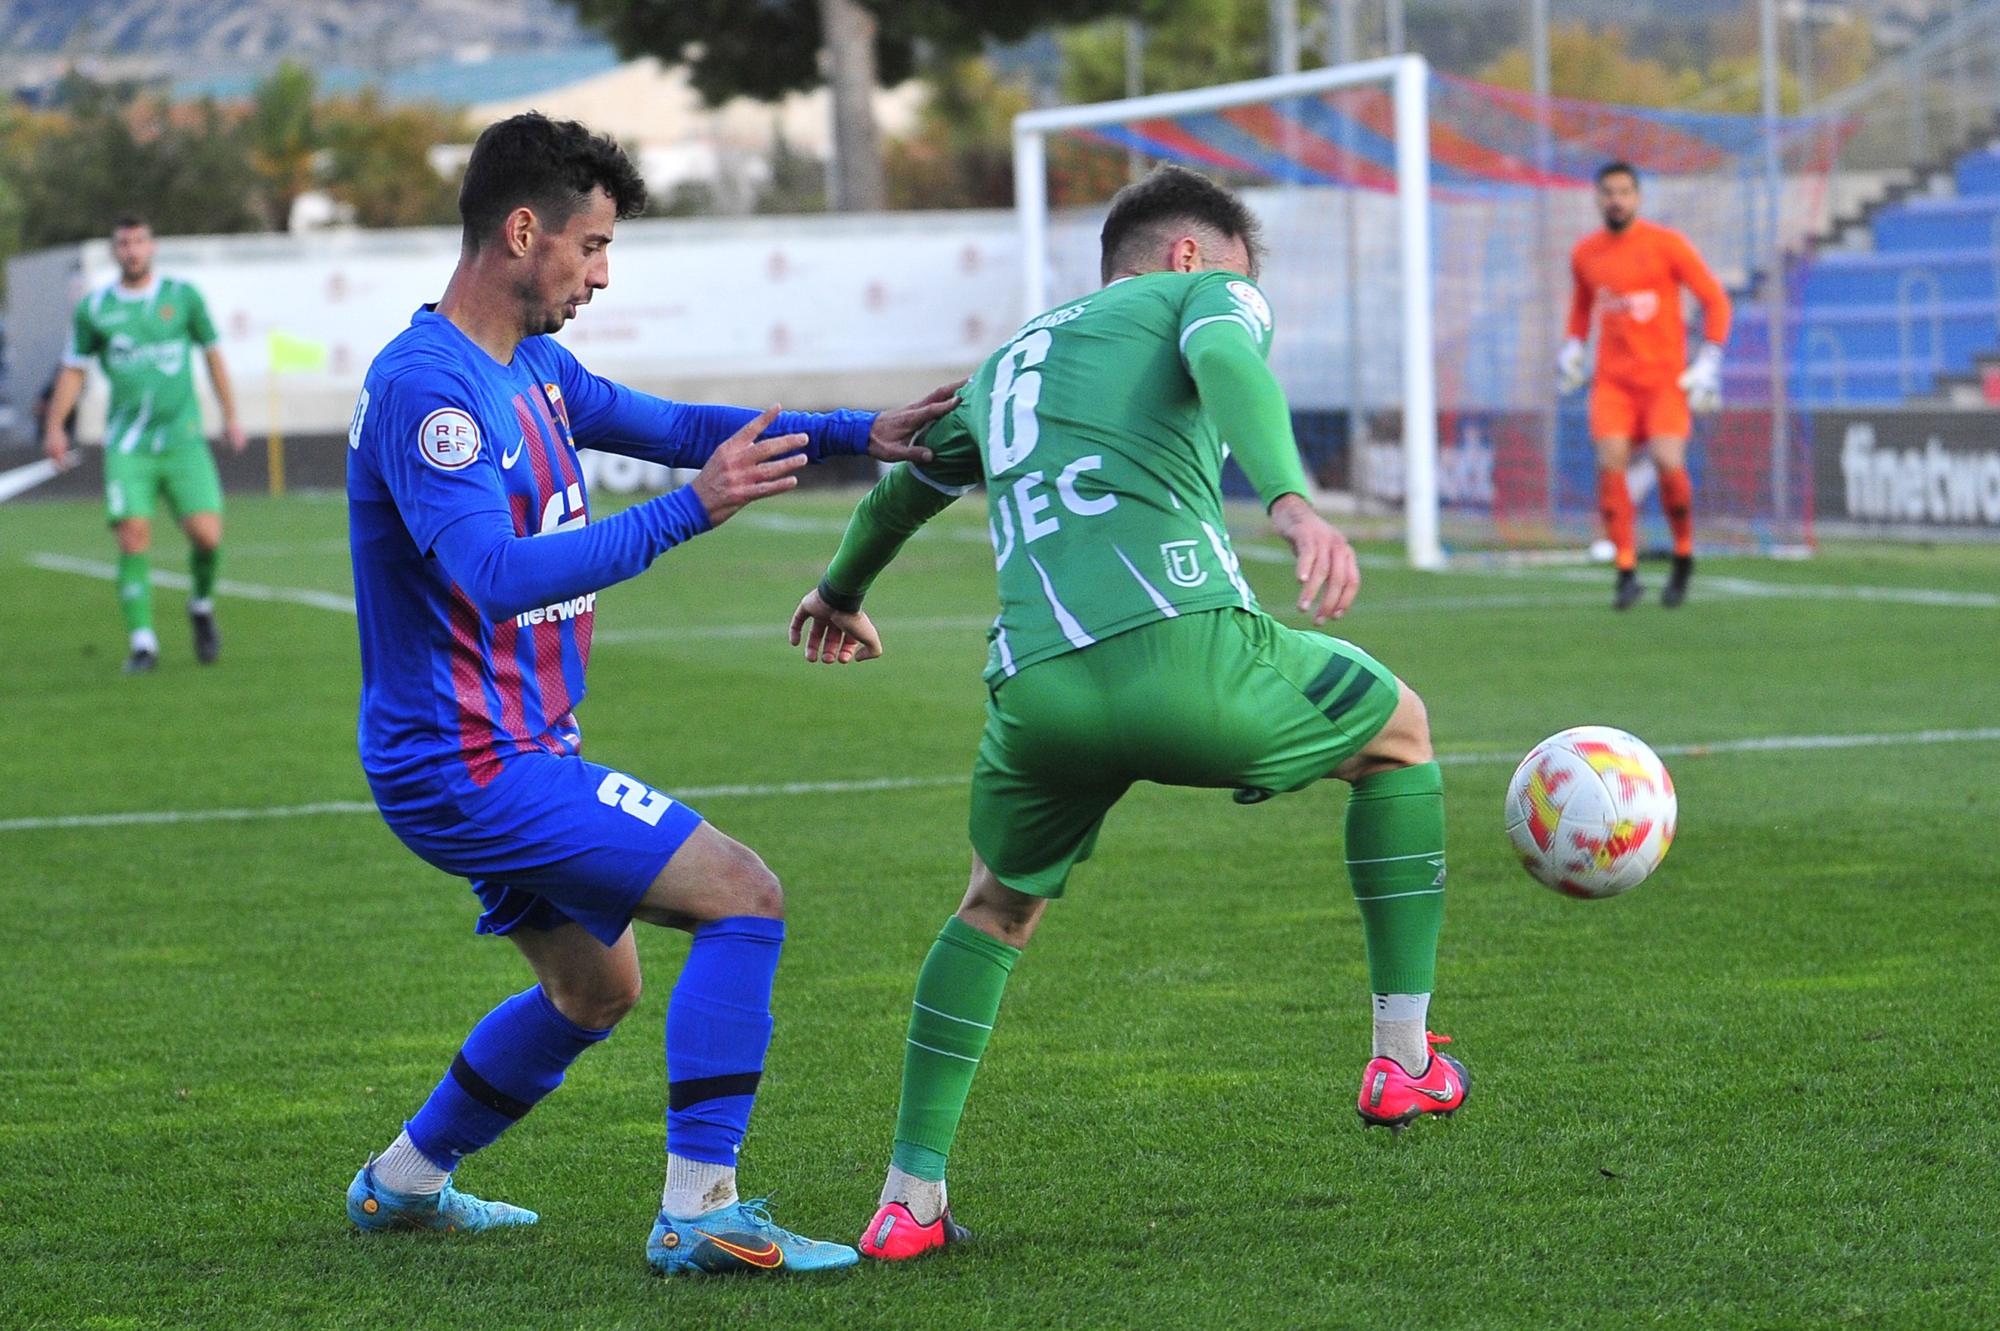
1012;56;1846;565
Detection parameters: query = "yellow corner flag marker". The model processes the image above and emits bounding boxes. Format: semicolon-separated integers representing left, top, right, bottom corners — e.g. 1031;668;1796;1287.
265;330;330;496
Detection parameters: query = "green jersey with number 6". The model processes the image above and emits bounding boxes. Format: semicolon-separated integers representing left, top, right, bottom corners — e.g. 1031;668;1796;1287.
909;269;1284;683
65;276;219;455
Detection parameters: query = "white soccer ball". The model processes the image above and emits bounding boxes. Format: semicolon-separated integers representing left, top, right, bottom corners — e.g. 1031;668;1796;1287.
1503;726;1676;900
1588;538;1617;564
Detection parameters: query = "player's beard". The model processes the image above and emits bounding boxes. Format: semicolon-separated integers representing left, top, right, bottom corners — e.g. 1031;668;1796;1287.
514;272;567;336
1603;209;1633;233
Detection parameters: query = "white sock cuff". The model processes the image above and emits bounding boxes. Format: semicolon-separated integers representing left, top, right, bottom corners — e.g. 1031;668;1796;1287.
1372;992;1431;1024
881;1163;947;1226
371;1129;450;1195
663;1154;737;1218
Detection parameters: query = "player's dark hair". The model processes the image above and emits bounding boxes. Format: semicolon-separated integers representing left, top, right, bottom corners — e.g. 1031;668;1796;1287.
1596;160;1639;187
1099;164;1264;283
458;112;648;252
110;212;150;233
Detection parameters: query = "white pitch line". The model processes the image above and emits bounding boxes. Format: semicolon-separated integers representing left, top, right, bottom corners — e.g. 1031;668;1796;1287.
1542;567;2000;609
0;799;379;832
29;550;1590;642
1691;573;2000;609
6;728;1998;835
36;547;1994;623
29;552;358;614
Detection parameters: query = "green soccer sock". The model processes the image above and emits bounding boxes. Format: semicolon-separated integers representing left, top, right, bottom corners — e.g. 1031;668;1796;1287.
190;545;220;608
116;551;154;637
1344;760;1446;996
890;915;1020;1183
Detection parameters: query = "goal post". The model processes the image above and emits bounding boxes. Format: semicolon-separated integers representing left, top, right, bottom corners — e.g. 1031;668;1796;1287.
1012;57;1838;568
1013;55;1445;570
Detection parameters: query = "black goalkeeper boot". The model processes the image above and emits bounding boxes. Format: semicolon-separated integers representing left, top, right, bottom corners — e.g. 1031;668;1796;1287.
1613;568;1643;611
1661;555;1693;609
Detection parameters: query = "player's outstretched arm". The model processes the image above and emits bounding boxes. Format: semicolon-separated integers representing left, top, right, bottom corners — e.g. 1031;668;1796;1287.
863;380;962;463
550;345;957;468
431;408;805;622
688;405;811;524
787;446;971;664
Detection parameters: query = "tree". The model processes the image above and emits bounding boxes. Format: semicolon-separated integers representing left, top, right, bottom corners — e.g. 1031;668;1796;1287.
1480;23;1699;109
555;0;1148;211
9;89;261;251
246;62;320;230
1062;0;1271;105
884;56;1030;210
321;92;465;229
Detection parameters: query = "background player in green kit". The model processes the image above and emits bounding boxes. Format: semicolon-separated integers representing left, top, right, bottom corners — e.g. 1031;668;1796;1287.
43;212;247;673
788;166;1465;1260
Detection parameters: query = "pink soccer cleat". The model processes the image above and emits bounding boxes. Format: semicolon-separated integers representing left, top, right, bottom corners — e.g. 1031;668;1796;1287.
857;1201;972;1262
1357;1032;1469;1131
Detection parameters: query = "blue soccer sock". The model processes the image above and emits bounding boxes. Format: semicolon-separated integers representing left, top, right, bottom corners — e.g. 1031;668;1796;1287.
665;915;784;1168
403;984;612;1174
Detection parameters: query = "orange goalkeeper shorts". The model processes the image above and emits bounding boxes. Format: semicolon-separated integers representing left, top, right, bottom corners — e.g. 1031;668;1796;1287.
1589;377;1690;444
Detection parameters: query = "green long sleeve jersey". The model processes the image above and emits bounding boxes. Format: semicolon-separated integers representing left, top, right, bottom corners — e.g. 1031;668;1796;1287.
824;268;1310;686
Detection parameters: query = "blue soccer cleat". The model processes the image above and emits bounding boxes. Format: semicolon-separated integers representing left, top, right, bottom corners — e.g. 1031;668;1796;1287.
646;1197;859;1276
346;1161;538;1234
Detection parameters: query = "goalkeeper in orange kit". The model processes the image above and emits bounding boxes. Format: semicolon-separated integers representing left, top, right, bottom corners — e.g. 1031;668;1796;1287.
1557;161;1731;609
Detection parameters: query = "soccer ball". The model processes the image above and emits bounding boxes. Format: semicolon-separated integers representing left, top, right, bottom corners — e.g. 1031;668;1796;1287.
1503;726;1676;899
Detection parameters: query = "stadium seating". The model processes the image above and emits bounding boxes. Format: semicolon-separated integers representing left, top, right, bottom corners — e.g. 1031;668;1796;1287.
1728;142;2000;405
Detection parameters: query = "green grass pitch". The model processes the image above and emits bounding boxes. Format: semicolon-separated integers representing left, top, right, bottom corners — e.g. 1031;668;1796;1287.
4;490;1998;1330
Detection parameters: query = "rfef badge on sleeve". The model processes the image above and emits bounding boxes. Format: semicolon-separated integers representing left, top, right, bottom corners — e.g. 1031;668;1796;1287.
419;408;482;470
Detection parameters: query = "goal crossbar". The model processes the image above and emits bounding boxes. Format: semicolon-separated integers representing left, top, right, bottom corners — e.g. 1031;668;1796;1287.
1012;55;1443;569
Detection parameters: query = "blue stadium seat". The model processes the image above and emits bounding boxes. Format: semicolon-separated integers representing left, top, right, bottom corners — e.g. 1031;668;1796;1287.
1868;196;2000;252
1771;143;2000;401
1954;147;2000;197
1798;250;2000;304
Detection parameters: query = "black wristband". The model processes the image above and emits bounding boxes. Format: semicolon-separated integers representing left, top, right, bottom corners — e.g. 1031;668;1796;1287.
816;578;865;614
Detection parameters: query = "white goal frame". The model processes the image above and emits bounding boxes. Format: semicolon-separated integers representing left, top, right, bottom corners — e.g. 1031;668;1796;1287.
1012;54;1444;570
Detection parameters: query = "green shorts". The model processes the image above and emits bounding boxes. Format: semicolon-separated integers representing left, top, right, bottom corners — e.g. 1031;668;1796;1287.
104;433;223;525
969;607;1401;897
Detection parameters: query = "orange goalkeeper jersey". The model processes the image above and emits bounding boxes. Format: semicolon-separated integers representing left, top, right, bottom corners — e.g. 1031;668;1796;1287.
1568;219;1730;389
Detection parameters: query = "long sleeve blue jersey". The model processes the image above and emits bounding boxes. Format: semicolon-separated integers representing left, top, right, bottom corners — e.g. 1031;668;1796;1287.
347;306;875;809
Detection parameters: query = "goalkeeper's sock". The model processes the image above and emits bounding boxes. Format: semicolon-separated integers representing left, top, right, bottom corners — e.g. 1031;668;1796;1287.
117;551;154;637
1345;762;1446;1075
402;984;612;1174
890;916;1019;1184
881;1163;947;1226
665;916;782;1165
1597;468;1637;571
1658;464;1695;557
189;543;221;611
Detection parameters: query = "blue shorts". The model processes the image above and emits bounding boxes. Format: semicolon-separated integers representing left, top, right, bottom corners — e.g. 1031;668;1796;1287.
380;752;705;947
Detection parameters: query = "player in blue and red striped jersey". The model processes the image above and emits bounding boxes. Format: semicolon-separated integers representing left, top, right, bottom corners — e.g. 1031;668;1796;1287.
340;113;957;1276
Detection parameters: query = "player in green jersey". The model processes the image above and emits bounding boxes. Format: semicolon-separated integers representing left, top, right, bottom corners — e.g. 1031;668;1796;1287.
43;213;247;673
789;166;1466;1259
